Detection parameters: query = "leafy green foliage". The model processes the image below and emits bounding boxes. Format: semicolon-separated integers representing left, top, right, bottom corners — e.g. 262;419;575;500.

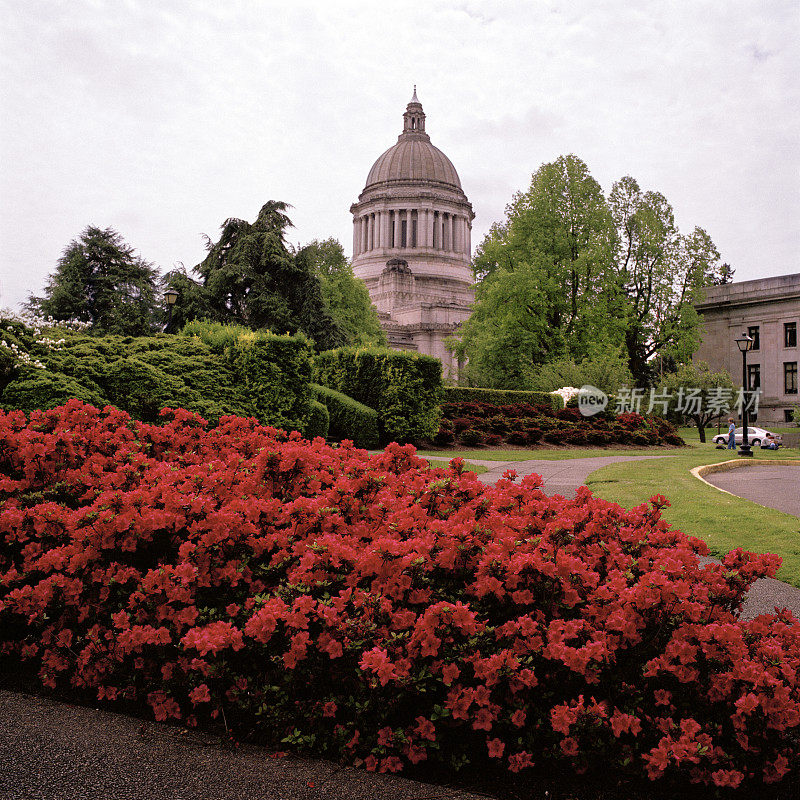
224;330;313;433
310;383;380;449
661;361;736;443
296;239;386;347
28;226;158;336
0;367;106;412
314;348;442;444
0;318;313;433
460;155;728;387
528;350;632;396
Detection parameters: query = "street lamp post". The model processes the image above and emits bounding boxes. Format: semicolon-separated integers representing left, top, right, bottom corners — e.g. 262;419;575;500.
164;288;179;333
735;331;754;457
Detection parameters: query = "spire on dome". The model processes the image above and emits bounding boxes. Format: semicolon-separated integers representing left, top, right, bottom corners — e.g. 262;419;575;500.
402;87;427;137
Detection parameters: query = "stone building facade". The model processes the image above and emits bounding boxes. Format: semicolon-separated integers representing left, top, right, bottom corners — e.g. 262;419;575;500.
694;273;800;424
350;90;474;379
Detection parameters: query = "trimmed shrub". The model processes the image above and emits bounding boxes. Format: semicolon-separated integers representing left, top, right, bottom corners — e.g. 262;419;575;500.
0;401;797;792
0;320;314;433
224;331;313;434
0;367;106;412
303;399;329;440
437;402;684;449
310;383;380;449
314;348;442;444
459;428;485;447
444;386;561;410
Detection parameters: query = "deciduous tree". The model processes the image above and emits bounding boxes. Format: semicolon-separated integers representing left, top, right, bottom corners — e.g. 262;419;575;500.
295;238;385;347
661;361;735;442
460;157;727;387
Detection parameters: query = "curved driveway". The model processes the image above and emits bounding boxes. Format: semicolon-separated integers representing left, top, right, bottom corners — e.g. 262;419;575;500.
704;464;800;517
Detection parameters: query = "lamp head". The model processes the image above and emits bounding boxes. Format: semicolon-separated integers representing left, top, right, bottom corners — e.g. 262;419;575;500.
735;332;754;352
164;288;179;306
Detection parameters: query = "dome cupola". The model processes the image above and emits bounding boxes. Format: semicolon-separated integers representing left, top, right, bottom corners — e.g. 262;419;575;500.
362;87;464;193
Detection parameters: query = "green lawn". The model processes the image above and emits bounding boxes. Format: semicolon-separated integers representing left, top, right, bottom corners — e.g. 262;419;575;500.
584;446;800;587
416;446;683;462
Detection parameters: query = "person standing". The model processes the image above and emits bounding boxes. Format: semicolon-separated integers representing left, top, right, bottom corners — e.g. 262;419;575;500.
727;418;736;450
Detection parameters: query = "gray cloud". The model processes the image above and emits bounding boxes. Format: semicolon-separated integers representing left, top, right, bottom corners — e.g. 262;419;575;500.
1;0;798;309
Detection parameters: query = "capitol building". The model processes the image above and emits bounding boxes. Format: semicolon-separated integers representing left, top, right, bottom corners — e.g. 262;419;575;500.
350;89;474;379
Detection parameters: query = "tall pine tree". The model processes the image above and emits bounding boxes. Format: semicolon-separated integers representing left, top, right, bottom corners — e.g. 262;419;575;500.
30;226;158;336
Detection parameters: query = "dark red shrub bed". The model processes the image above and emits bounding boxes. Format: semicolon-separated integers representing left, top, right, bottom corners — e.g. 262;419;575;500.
1;401;798;793
436;402;684;448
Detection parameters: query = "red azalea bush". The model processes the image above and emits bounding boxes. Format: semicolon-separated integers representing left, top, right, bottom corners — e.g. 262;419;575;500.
0;401;798;791
436;402;684;448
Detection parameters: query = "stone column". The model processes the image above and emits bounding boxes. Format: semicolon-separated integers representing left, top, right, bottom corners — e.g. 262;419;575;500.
381;211;389;250
353;217;358;256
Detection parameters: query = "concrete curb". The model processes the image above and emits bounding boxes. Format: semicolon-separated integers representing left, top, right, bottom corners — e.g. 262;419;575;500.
690;458;800;502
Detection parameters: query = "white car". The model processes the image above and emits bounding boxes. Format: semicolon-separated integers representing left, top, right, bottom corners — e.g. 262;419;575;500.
712;427;783;447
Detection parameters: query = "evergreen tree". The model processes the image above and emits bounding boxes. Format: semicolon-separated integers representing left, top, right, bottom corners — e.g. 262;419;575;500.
194;202;343;350
30;226;158;336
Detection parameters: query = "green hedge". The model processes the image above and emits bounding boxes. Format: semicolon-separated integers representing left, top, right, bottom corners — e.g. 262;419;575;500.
303;399;329;440
0;320;314;433
313;348;441;444
310;383;380;449
443;386;562;409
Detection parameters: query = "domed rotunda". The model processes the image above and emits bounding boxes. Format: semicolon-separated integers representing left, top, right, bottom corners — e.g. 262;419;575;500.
350;89;474;378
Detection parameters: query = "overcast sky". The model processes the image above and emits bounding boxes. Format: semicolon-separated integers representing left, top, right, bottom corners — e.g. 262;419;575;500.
1;0;797;309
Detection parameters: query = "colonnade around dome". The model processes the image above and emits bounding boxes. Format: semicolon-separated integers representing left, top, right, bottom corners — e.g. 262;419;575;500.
353;208;471;257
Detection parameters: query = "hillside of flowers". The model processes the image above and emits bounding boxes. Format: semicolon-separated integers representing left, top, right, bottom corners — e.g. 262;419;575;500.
436;401;685;448
0;401;798;793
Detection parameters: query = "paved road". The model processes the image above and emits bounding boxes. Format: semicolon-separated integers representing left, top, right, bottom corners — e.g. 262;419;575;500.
0;689;488;800
704;464;800;517
475;454;676;498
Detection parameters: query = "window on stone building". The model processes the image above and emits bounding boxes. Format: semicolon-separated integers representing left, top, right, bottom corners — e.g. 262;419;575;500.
401;220;407;248
785;322;797;348
784;362;798;394
747;326;760;350
747;364;760;390
411;218;417;248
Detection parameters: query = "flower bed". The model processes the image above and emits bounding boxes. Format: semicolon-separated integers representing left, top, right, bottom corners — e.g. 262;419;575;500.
0;401;797;792
436;402;684;447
